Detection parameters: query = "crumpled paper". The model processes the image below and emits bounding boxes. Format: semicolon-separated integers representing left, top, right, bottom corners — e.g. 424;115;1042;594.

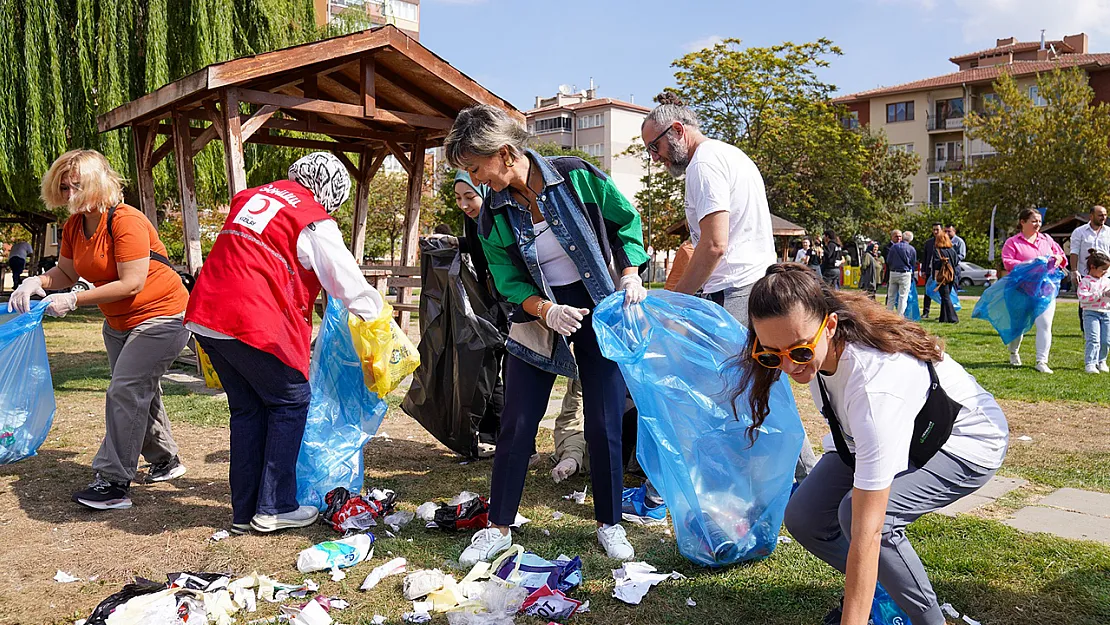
611;562;685;605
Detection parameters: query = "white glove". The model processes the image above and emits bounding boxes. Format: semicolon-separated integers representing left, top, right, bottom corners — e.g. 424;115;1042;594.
43;292;78;318
544;303;588;337
619;273;647;305
7;277;45;313
551;457;579;483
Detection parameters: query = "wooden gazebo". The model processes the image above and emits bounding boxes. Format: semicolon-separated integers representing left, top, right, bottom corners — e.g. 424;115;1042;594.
97;25;520;319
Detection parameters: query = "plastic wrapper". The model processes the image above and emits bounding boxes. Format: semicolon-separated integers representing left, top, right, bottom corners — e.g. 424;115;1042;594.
296;534;375;573
403;239;506;457
296;298;387;509
349;303;420;397
0;303;56;464
972;256;1064;344
925;277;962;311
593;291;805;567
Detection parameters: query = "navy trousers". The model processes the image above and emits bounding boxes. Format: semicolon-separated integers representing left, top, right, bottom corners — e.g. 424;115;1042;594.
488;282;627;527
196;336;311;524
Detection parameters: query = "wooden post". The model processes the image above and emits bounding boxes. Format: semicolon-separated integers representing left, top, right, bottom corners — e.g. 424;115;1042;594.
350;150;388;263
221;89;248;198
172;112;204;275
131;123;159;226
360;56;376;117
398;136;427;329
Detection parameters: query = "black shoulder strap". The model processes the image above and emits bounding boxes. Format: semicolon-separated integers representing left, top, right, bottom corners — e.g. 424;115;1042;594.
815;374;856;469
106;205;175;270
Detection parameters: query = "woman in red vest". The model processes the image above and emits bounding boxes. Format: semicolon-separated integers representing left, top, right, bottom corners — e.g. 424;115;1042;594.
185;152;383;534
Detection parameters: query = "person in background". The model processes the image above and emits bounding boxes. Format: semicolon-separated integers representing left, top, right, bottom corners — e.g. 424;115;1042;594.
820;230;844;289
808;239;825;275
794;238;812;264
1001;209;1068;373
734;264;1008;625
858;242;880;300
932;231;959;324
946;225;967;285
641;90;817;493
920;224;941;318
9;149;191;510
446;104;648;566
1069;205;1110;324
185;152;384;534
7;240;33;289
1077;250;1110;374
880;229;901;289
885;230;916;316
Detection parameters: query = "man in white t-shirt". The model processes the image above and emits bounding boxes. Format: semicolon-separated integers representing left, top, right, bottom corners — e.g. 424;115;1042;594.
641;93;777;328
641;93;816;484
1070;205;1110;283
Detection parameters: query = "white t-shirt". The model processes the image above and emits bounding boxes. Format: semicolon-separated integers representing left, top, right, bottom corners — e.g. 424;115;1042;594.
1071;222;1110;276
684;139;777;293
810;343;1009;491
187;219;383;340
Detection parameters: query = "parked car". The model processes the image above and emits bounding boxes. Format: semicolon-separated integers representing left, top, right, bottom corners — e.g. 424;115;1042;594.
958;262;997;287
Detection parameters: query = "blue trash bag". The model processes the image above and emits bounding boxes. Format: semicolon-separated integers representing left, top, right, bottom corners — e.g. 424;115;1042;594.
0;302;56;464
872;583;913;625
925;278;962;312
972;256;1064;345
593;291;806;567
296;297;387;508
902;281;921;321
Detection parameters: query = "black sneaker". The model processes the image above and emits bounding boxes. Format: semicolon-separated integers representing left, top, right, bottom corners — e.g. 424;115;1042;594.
821;597;844;625
145;456;187;483
73;475;132;510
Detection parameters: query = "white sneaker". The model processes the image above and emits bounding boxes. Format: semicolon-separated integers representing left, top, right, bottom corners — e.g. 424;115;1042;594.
1033;362;1054;374
250;506;319;533
1009;353;1022;367
1100;360;1109;373
597;524;635;561
1086;364;1100;374
459;527;512;567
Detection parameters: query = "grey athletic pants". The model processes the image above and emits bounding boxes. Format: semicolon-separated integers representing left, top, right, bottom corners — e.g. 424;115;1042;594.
92;313;191;484
784;450;995;625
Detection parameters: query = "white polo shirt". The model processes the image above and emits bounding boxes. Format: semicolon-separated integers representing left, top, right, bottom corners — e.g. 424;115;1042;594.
1071;222;1110;276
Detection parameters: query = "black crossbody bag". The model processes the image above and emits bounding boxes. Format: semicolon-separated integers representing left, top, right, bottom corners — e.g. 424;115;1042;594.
106;206;175;270
816;360;960;470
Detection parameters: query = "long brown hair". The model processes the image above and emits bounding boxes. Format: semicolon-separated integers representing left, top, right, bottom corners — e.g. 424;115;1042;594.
728;263;945;440
935;231;952;248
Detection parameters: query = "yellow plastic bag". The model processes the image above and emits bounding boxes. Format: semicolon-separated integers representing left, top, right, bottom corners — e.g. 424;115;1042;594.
195;343;223;390
348;303;420;397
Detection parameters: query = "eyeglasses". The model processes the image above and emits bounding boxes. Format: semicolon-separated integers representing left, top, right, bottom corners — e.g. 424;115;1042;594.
645;125;675;154
751;315;830;369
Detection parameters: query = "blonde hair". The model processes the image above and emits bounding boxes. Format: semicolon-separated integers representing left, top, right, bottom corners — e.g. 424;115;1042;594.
41;149;126;214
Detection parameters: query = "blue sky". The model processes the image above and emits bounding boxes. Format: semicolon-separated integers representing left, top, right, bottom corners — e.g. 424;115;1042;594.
419;0;1110;110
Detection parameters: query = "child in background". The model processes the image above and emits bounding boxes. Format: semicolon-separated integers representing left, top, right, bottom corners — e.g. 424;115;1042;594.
1077;249;1110;374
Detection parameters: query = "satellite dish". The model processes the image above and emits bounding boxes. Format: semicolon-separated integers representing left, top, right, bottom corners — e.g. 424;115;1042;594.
558;84;573;95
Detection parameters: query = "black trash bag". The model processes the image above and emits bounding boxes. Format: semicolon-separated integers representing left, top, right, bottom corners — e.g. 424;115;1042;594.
85;578;167;624
402;238;506;458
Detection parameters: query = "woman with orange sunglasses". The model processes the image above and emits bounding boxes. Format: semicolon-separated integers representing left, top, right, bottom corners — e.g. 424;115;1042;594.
732;263;1008;625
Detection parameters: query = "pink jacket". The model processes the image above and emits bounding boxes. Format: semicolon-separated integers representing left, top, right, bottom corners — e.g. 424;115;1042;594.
1001;232;1067;271
1078;274;1110;312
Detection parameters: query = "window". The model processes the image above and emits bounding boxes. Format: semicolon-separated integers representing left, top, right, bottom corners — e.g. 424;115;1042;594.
889;142;914;154
935;141;961;162
842;110;860;130
534;116;572;134
577;112;605;129
386;0;418;22
1029;86;1047;107
886;100;915;123
928;177;952;205
982;93;1000;107
577;143;604;158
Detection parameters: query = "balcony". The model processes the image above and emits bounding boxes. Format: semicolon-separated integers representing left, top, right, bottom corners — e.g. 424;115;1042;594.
927;114;965;132
927;158;965;174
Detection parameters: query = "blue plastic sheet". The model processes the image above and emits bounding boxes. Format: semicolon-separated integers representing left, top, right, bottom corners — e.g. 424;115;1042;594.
903;281;921;321
593;291;805;567
0;303;56;464
296;297;387;508
925;278;962;311
972;256;1063;345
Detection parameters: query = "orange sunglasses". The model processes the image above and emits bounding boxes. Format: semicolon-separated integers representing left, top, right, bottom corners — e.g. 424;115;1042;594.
751;315;830;369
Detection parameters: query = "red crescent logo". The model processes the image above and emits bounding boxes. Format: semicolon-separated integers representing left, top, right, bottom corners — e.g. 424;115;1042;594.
246;197;273;215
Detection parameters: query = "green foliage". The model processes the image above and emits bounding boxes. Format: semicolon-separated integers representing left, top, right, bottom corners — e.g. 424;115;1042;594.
618;142;685;252
531;142;605;171
669;38;917;238
957;68;1110;229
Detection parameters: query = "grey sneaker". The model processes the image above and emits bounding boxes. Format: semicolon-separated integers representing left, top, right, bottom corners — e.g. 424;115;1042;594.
145;456;187;483
250;506;319;533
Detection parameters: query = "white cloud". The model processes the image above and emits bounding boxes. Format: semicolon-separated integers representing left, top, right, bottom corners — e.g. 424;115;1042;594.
683;34;725;53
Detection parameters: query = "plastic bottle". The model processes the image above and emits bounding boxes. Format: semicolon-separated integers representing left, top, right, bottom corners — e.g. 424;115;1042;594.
870;583;913;625
296;533;375;573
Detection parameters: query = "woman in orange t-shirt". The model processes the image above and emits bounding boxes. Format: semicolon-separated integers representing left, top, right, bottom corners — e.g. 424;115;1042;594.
8;150;191;511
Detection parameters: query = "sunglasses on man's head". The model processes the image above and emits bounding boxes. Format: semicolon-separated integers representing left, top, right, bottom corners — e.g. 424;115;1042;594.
751;315;829;369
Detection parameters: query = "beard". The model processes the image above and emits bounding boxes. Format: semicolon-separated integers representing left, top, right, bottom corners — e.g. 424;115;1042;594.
663;134;691;178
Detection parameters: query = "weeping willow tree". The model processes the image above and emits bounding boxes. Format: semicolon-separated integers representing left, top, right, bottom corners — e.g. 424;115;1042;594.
0;0;323;219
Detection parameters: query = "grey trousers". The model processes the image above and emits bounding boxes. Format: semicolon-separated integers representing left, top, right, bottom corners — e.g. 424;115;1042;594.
784;451;995;625
92;314;191;483
704;283;820;481
555;377;588;471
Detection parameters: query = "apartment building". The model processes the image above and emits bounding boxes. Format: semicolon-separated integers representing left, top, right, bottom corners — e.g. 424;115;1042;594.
525;85;651;203
313;0;420;40
836;33;1110;206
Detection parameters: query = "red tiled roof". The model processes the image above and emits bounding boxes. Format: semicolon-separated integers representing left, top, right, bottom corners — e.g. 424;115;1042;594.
526;97;650;117
834;54;1110;102
949;40;1072;63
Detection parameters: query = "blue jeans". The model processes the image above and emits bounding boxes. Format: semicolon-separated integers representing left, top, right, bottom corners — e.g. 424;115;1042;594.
195;336;311;524
1082;309;1110;367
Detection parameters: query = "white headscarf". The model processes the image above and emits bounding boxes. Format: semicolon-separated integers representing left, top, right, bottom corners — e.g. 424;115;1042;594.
288;152;351;213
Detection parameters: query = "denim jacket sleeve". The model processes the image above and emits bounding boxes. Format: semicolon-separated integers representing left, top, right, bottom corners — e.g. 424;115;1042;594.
564;165;650;271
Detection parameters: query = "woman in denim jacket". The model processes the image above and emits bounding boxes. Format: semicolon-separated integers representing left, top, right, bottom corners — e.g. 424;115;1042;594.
445;105;649;566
